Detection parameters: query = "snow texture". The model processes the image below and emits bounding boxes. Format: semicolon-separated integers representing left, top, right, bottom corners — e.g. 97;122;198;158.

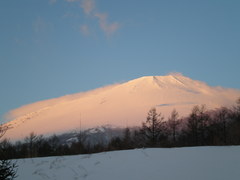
3;74;240;140
16;146;240;180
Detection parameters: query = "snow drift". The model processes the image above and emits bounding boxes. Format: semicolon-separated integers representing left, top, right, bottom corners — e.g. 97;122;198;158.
15;146;240;180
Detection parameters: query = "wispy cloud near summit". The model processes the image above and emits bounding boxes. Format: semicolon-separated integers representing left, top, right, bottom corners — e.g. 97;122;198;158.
62;0;120;36
95;13;120;36
79;0;120;36
65;0;78;2
49;0;57;4
81;0;95;15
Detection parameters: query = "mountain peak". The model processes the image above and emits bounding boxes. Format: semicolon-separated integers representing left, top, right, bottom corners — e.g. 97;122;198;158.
127;73;191;90
136;73;188;82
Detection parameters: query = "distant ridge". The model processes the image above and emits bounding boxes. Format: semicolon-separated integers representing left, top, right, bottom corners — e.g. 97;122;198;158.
3;74;240;140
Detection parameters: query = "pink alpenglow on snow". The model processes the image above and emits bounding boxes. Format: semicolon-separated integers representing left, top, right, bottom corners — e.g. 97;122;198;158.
3;74;240;140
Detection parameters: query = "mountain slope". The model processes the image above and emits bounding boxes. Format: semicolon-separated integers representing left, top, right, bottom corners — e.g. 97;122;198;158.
3;74;240;140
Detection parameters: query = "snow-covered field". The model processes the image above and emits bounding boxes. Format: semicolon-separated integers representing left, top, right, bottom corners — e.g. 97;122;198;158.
15;146;240;180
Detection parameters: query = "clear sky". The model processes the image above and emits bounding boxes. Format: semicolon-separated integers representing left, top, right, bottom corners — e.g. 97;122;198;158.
0;0;240;122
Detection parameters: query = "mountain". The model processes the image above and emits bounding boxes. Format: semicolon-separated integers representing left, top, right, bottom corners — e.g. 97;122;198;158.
58;126;125;147
3;74;240;140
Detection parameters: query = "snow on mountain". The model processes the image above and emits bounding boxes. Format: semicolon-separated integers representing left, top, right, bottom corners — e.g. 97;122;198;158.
3;74;240;140
15;146;240;180
63;126;124;147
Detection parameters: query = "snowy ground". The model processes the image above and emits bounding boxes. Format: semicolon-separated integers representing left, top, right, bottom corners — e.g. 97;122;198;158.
15;146;240;180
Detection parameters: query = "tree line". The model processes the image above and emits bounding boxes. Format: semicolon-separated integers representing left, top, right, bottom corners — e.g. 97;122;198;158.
110;98;240;149
1;98;240;179
1;98;240;173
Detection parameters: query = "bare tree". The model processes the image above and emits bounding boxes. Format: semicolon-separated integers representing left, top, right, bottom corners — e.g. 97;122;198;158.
48;134;60;154
24;132;39;158
168;109;181;145
234;97;240;120
141;108;165;146
213;107;231;144
186;105;209;146
237;97;240;108
122;127;132;149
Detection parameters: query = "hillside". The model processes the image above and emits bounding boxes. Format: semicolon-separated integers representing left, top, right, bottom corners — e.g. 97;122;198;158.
15;146;240;180
3;74;240;140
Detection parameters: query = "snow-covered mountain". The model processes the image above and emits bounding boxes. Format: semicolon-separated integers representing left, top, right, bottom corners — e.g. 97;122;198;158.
3;74;240;140
59;126;125;147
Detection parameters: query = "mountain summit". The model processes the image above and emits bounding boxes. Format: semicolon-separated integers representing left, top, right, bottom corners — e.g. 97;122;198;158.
3;74;240;140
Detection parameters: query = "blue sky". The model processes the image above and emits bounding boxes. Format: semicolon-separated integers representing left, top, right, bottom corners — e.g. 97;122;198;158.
0;0;240;121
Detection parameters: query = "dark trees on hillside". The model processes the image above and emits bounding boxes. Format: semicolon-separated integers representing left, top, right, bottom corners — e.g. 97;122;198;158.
108;128;133;150
228;99;240;144
132;129;146;148
69;133;88;155
186;105;210;146
212;107;231;145
141;108;166;146
234;98;240;123
24;132;42;158
122;128;132;149
108;137;123;150
0;125;17;180
1;98;240;160
167;109;181;145
48;135;61;155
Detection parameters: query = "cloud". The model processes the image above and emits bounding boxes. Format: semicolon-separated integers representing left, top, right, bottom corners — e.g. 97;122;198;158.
80;0;95;15
95;13;120;36
157;102;196;107
80;24;90;36
49;0;57;4
65;0;79;2
65;0;120;36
